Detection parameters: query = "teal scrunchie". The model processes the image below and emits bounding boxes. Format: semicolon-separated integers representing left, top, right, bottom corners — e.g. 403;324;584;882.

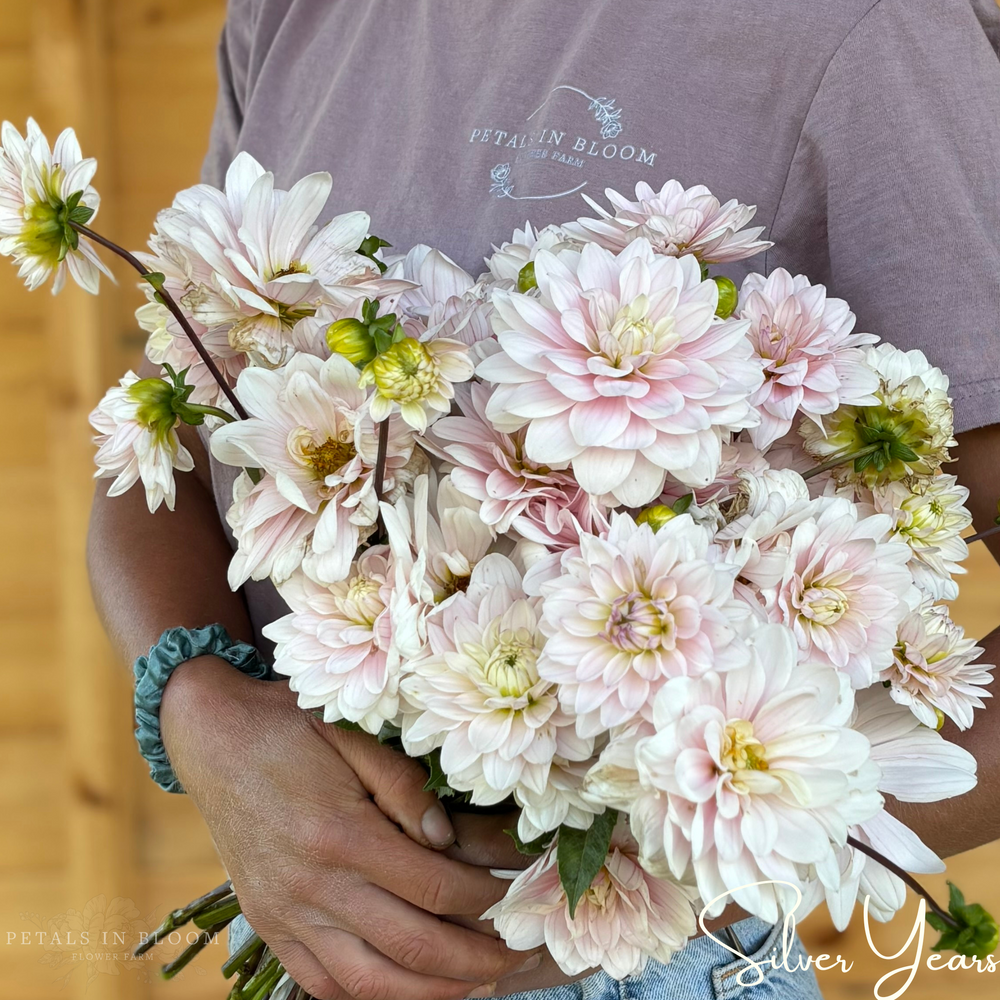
133;624;272;793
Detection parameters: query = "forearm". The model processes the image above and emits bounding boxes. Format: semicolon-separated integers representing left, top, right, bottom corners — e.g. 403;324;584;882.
86;424;252;665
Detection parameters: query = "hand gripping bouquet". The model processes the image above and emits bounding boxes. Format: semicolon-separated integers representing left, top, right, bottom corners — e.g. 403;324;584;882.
5;117;998;994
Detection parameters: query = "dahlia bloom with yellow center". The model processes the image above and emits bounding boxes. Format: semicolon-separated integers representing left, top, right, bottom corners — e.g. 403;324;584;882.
210;353;415;588
400;566;593;810
477;238;764;506
483;827;696;979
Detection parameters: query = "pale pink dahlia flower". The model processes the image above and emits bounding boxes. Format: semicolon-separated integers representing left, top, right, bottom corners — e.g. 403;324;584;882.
210;353;415;588
737;269;879;449
141;151;375;368
477;239;764;503
764;497;915;688
400;567;592;807
534;513;750;738
264;548;401;734
565;180;771;263
426;383;610;549
483;829;696;979
883;604;994;731
626;624;882;924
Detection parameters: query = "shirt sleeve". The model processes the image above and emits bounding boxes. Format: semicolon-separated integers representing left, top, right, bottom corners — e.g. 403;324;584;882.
767;0;1000;434
200;0;257;187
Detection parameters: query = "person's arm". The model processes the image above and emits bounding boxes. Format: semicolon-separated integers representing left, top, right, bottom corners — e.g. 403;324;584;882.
87;416;536;1000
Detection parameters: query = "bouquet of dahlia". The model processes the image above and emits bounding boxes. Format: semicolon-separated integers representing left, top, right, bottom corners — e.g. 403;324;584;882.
4;117;998;994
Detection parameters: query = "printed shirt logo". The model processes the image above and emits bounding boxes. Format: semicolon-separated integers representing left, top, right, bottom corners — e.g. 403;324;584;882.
470;84;659;202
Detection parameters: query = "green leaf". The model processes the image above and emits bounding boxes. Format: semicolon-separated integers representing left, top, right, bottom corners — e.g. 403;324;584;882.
927;881;1000;958
556;809;618;919
377;722;403;745
65;190;83;212
517;261;537;293
890;441;919;462
855;452;876;472
421;749;457;797
68;204;95;225
144;271;167;291
671;493;694;515
504;827;555;856
332;718;364;731
358;235;391;274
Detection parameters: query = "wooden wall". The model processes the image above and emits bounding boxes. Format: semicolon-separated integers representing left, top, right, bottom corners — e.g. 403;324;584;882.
0;2;998;998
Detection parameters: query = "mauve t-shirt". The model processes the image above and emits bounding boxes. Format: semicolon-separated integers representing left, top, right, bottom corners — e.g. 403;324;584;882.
199;0;1000;648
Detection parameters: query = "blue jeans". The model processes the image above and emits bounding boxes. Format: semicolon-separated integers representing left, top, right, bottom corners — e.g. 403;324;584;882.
230;915;823;999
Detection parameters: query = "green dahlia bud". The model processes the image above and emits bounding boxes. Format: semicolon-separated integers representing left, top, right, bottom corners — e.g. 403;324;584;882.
713;276;738;319
327;317;377;366
636;505;677;532
517;261;537;293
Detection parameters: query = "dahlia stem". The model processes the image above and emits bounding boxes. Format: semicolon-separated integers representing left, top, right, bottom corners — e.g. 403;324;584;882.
846;835;958;930
968;523;1000;545
160;919;232;980
133;880;232;957
801;444;882;481
69;221;249;420
373;418;390;503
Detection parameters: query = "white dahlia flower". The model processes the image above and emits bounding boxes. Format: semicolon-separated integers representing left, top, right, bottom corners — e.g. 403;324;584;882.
481;221;580;287
513;757;603;843
381;474;496;659
626;624;883;924
565;180;771;263
388;244;495;347
800;345;956;489
264;549;401;734
210;353;415;588
534;512;750;738
824;687;977;929
0;119;112;293
477;238;764;503
871;475;972;601
142;152;375;368
883;604;994;731
737;269;879;449
401;565;592;807
483;829;696;980
89;371;194;512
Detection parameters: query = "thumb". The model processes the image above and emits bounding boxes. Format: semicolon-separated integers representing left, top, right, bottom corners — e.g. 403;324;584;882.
326;725;456;850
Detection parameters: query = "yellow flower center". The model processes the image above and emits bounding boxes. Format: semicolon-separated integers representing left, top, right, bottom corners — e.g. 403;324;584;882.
721;720;769;773
798;584;850;626
481;630;540;698
289;428;357;481
340;575;383;626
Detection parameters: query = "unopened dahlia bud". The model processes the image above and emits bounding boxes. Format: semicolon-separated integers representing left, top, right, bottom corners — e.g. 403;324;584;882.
326;317;377;366
713;275;738;319
517;261;537;293
635;504;677;532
